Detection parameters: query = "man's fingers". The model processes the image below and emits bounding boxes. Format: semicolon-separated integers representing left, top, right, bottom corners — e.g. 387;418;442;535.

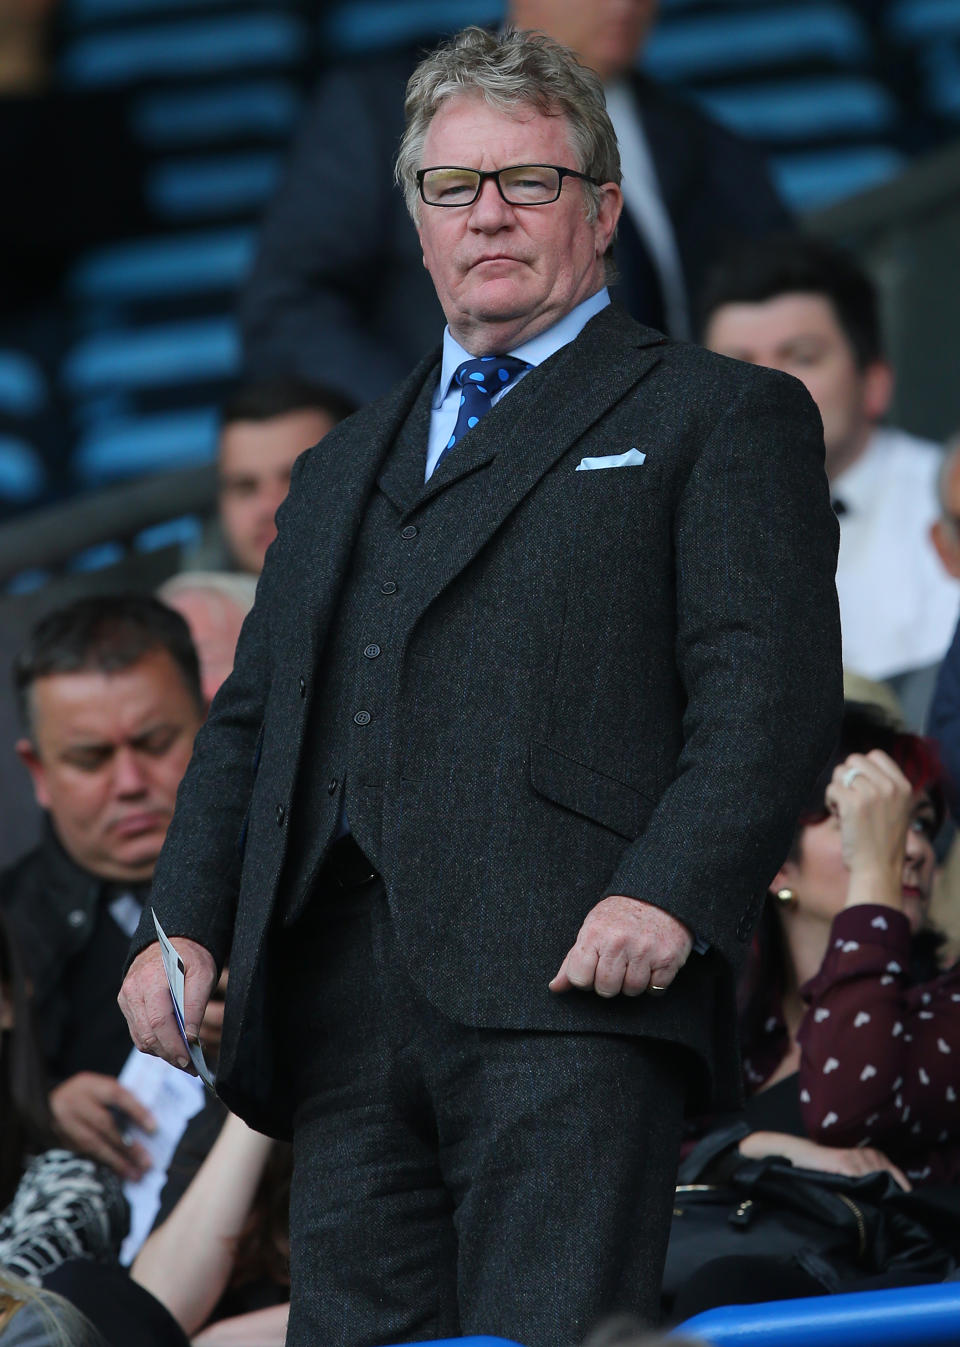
549;944;599;993
594;948;629;998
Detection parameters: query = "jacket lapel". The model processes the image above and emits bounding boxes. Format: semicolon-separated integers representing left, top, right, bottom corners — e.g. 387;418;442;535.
405;305;666;621
291;346;440;642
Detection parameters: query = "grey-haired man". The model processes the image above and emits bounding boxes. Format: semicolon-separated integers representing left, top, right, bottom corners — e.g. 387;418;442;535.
121;27;841;1345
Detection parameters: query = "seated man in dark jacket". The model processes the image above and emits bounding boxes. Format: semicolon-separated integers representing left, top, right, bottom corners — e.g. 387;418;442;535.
1;595;206;1181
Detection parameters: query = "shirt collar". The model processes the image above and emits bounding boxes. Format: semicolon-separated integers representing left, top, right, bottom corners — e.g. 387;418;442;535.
830;428;884;515
434;287;611;407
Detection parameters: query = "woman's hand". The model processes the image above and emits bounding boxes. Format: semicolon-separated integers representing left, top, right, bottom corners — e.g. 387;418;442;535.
824;750;912;908
738;1130;912;1190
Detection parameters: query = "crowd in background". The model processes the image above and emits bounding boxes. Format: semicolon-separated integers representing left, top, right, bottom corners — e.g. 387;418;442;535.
3;0;960;1343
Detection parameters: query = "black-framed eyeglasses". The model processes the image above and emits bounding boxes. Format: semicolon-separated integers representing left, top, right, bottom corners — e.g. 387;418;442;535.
416;163;600;208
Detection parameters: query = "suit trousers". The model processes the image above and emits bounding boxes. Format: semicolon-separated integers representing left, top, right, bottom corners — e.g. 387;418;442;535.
276;865;689;1347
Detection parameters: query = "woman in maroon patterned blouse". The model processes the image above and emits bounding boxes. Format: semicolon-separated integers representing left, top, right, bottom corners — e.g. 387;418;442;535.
736;700;957;1187
667;703;959;1321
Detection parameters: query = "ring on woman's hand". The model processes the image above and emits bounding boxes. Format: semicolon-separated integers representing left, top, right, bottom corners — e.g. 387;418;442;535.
647;983;668;996
842;766;864;788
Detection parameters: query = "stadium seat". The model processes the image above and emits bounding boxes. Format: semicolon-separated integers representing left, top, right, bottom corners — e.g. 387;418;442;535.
63;318;239;396
0;437;47;505
60;13;307;88
674;1281;960;1346
73;407;219;486
696;77;896;142
0;353;47;419
132;82;300;149
643;4;871;83
322;0;506;55
771;144;906;210
68;231;255;307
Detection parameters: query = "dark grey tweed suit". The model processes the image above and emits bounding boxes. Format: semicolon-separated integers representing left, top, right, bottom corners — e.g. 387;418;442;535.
131;303;841;1341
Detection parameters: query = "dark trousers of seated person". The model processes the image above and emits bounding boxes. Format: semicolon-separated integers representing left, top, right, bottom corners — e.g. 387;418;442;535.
277;867;688;1347
43;1259;190;1347
670;1254;944;1323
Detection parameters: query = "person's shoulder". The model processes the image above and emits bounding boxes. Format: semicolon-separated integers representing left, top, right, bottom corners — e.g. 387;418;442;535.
0;841;47;906
871;424;943;467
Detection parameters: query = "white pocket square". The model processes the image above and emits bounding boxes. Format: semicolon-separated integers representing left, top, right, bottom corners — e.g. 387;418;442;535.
575;449;646;471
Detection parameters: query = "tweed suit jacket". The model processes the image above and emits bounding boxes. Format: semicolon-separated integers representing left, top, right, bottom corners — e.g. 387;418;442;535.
132;304;842;1135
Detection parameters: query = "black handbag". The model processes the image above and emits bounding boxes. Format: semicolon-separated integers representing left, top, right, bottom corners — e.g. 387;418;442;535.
662;1122;957;1303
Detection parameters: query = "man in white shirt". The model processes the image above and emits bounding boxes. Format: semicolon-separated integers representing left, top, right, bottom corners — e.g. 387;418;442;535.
701;233;958;726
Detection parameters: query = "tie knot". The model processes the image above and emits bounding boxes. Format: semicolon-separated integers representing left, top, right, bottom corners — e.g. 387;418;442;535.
453;355;530;398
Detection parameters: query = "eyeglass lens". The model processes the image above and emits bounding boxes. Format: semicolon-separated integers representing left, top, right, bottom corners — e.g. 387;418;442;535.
421;165;562;206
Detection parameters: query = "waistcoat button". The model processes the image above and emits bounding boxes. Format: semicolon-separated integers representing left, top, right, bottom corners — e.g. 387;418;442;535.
364;644;381;659
276;803;285;826
354;710;372;726
380;581;397;595
401;525;418;540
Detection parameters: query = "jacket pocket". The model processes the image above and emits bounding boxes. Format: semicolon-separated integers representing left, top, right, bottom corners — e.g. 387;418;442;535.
529;741;657;840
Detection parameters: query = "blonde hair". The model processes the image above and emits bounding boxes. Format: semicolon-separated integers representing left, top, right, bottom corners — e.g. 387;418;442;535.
0;1270;104;1345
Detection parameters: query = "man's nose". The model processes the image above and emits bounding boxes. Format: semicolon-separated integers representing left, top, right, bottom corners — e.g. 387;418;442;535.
469;176;513;228
113;747;149;795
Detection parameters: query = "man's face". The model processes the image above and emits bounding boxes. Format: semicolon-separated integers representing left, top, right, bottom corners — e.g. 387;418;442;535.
416;94;621;355
218;409;335;574
509;0;658;81
704;293;891;481
17;648;203;884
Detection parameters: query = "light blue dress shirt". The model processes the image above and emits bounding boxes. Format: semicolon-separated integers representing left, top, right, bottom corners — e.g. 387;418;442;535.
424;287;611;482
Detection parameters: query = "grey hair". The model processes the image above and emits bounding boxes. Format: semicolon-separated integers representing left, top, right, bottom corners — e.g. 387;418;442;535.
395;25;621;227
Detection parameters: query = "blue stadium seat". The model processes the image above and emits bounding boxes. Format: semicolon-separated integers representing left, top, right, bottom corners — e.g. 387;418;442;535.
146;154;280;221
68;231;255;306
0;353;47;418
674;1280;960;1345
66;0;256;21
920;39;960;119
61;14;307;88
0;436;47;505
132;82;300;149
696;77;896;142
643;5;871;83
771;144;906;210
887;0;960;41
63;318;239;395
136;516;203;553
73;407;219;486
322;0;506;55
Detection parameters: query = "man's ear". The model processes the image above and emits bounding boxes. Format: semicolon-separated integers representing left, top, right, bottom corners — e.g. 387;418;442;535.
594;182;623;257
931;518;960;580
15;738;51;810
862;359;893;424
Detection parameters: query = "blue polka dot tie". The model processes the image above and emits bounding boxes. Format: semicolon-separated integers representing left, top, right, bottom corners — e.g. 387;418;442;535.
436;355;531;470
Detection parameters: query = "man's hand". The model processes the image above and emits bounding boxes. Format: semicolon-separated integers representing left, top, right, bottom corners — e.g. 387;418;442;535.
118;937;218;1072
50;1072;156;1181
549;894;693;998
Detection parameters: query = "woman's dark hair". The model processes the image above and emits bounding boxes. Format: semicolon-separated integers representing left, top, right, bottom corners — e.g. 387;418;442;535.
739;701;948;1057
229;1142;291;1294
0;912;56;1209
792;700;946;842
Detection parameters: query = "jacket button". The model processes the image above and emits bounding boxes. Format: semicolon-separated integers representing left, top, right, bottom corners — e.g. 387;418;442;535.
354;710;371;726
298;676;306;697
67;909;86;928
364;644;381;659
380;581;397;595
401;525;418;540
327;778;338;796
276;803;285;826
